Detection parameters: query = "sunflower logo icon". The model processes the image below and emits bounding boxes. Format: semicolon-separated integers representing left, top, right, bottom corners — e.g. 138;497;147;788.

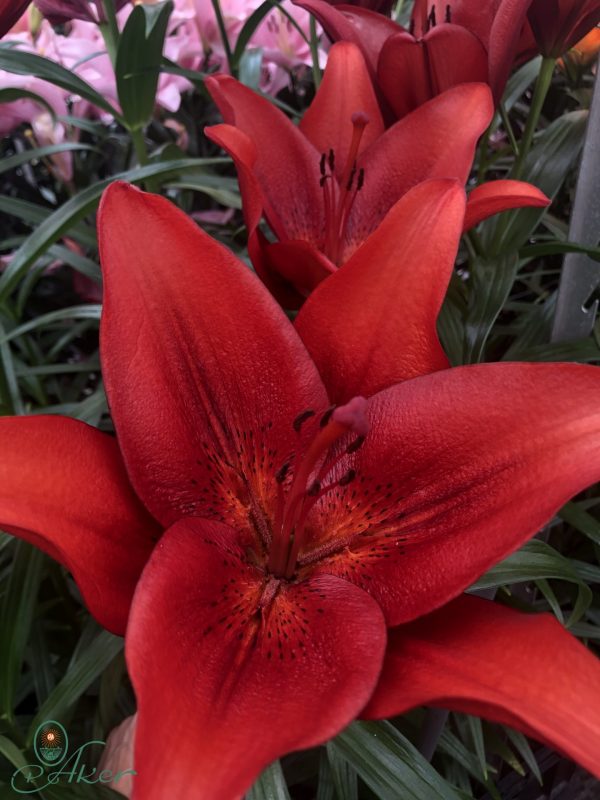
34;721;68;766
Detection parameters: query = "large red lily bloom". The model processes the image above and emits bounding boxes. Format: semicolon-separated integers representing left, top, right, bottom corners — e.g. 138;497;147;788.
2;181;600;798
296;0;533;118
527;0;600;57
205;43;547;306
0;0;30;37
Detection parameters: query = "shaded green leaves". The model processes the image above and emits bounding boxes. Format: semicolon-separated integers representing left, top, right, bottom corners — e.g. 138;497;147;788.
116;1;173;130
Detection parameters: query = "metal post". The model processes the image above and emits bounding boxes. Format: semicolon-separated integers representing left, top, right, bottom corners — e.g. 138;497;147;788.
552;60;600;341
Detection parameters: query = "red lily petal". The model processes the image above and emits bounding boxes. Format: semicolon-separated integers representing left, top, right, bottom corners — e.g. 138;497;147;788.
363;594;600;780
0;416;157;634
99;182;328;531
410;0;429;39
201;124;263;246
376;32;433;119
295;179;465;402
345;83;493;250
528;0;600;57
464;179;550;230
300;42;384;168
204;124;304;309
377;27;488;119
263;239;336;297
409;0;533;100
485;0;537;98
295;0;399;75
426;24;489;95
205;75;323;244
305;363;600;625
0;0;30;36
127;517;387;800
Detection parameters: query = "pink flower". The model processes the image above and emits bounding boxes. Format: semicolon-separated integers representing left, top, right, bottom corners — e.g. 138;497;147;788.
0;17;73;180
252;5;326;94
98;715;137;798
192;0;325;92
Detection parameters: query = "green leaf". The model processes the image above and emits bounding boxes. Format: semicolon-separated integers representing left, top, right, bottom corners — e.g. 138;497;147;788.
0;542;45;716
326;741;358;800
316;750;335;800
116;1;173;130
0;158;220;302
48;244;101;283
504;729;542;784
239;48;264;90
507;336;600;362
484;110;588;253
0;143;99;178
465;716;487;780
0;45;123;124
520;240;600;262
247;760;291;800
503;56;542;114
27;628;123;743
332;721;463;800
0;317;23;414
0;734;29;772
0;195;96;249
0;87;56;121
437;274;468;366
0;306;101;346
469;539;592;626
438;724;499;797
463;253;519;363
558;502;600;545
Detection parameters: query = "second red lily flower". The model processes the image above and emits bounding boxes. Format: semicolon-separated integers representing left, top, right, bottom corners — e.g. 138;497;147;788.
294;0;533;118
205;42;548;306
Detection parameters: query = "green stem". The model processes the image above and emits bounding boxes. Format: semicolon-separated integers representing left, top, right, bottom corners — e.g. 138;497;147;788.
100;0;120;67
485;56;556;257
130;128;161;193
499;102;519;158
309;16;321;89
210;0;234;74
130;127;149;166
476;119;493;184
512;56;556;180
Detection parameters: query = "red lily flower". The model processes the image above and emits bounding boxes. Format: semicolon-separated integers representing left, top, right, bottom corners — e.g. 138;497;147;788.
205;42;548;306
295;0;533;117
527;0;600;58
325;0;395;14
34;0;130;25
0;0;30;37
2;181;600;798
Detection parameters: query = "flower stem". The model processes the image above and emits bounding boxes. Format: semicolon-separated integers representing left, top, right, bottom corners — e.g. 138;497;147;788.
130;128;160;192
512;56;556;180
100;0;120;67
309;17;321;89
210;0;234;75
476;119;493;184
499;102;519;158
131;128;149;167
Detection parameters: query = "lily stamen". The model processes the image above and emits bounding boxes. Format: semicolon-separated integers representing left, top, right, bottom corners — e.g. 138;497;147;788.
319;113;370;264
268;397;369;579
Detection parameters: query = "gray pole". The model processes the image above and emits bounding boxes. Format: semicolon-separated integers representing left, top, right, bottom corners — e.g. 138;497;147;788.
552;60;600;342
